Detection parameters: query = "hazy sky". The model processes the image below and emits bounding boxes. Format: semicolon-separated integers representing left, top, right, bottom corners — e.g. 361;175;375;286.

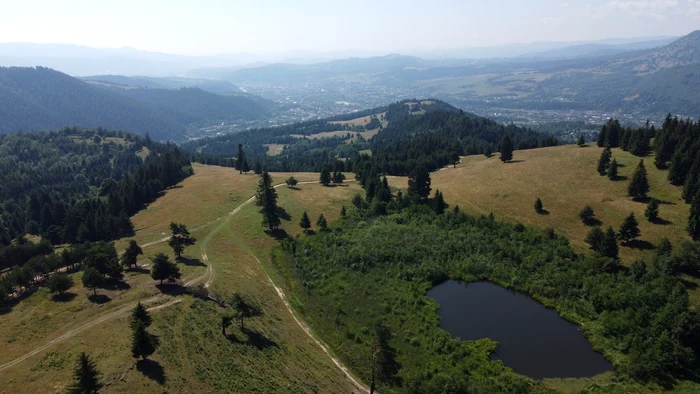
1;0;699;55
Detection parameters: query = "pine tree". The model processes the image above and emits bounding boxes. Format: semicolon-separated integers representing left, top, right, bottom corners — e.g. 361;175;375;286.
608;158;618;180
369;322;401;394
484;146;493;158
236;144;245;174
597;124;608;147
433;190;446;214
241;159;250;174
230;292;263;331
150;253;181;285
131;320;158;360
602;227;619;258
585;226;605;252
168;222;196;260
299;211;311;233
253;161;262;175
577;134;585;147
689;190;700;241
67;352;101;394
319;166;332;186
534;197;544;214
597;147;611;175
579;205;595;224
340;205;347;218
645;199;660;222
316;214;328;232
628;160;650;201
618;213;641;244
499;135;514;162
120;240;143;270
332;171;345;184
407;167;431;201
130;302;152;330
255;173;281;230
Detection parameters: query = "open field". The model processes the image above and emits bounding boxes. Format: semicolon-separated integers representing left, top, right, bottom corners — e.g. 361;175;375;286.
387;144;691;264
1;164;365;393
331;112;388;128
263;143;285;156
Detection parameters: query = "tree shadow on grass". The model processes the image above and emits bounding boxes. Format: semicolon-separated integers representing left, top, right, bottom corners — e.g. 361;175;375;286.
583;218;603;226
536;210;550;216
88;294;111;304
226;329;279;350
505;160;525;164
155;283;185;296
180;256;206;267
276;206;292;222
128;267;150;275
51;292;77;303
624;240;655;250
266;228;290;241
103;279;131;291
651;217;673;226
136;359;166;385
610;175;628;182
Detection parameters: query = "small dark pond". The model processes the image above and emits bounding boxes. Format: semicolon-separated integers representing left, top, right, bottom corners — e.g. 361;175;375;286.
427;281;612;379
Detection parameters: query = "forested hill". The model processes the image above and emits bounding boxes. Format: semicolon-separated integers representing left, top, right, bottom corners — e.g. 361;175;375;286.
0;127;192;251
184;99;556;173
0;67;273;141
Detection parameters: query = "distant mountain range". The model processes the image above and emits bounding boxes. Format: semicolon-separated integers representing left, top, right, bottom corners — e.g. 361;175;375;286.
0;67;274;140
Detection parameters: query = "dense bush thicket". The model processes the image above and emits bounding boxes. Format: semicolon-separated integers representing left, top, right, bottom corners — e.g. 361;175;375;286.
275;203;699;392
0;127;192;271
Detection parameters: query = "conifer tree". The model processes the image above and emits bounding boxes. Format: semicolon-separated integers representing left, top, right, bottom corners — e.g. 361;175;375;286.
689;190;700;241
332;171;345;184
340;205;347;218
407;166;431;201
579;205;596;224
230;292;263;331
369;322;401;394
168;223;196;261
602;227;619;258
241;159;250;174
130;302;152;330
236;144;245;174
597;124;608;147
534;198;544;214
320;166;332;186
499;135;514;163
121;240;143;270
484;146;493;158
597;147;612;175
131;321;158;360
628;160;650;201
67;352;101;394
316;214;328;232
645;199;660;222
299;211;311;233
577;134;585;147
254;161;262;175
618;213;641;244
608;158;618;180
255;173;281;230
450;151;461;167
585;226;605;252
434;190;446;214
150;253;181;285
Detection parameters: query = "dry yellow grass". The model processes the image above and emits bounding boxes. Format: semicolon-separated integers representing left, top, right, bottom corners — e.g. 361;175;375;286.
387;145;691;264
263;143;285;156
331;112;388;128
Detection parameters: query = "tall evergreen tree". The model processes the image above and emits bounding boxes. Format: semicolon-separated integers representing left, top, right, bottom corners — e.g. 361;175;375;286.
597;124;608;147
689;190;700;241
299;211;312;233
67;352;101;394
628;160;650;201
499;135;514;162
597;147;612;175
433;190;446;214
120;240;143;270
369;322;401;394
319;166;332;186
236;144;245;174
608;158;618;180
618;213;641;244
534;198;544;214
340;205;347;218
316;214;328;232
131;320;158;360
645;199;660;222
602;227;619;258
579;205;596;224
585;226;605;252
407;166;431;201
241;159;250;174
168;222;196;261
577;134;585;147
255;173;281;230
130;302;152;330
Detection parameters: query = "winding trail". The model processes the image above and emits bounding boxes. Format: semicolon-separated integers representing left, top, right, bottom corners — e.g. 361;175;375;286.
1;180;369;393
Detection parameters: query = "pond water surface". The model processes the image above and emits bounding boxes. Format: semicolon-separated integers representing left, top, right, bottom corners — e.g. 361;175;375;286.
427;281;612;379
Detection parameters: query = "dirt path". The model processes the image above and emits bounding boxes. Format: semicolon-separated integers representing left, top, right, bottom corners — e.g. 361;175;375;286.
2;179;368;393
